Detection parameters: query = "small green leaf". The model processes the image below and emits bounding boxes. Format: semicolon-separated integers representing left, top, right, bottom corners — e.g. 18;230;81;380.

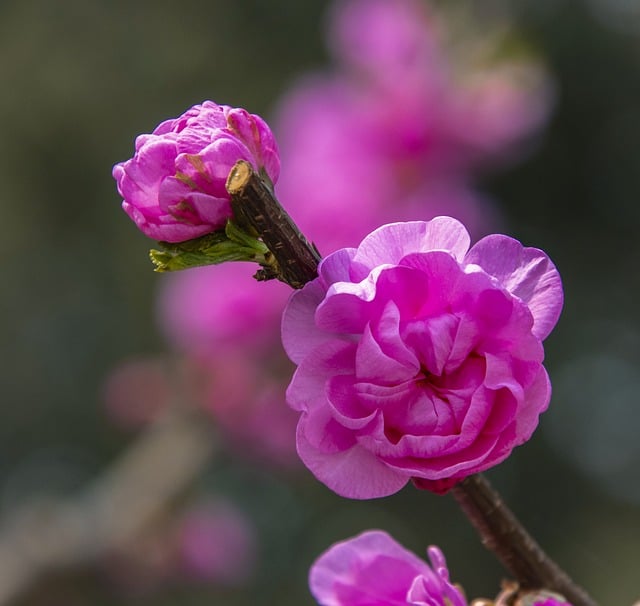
149;221;277;273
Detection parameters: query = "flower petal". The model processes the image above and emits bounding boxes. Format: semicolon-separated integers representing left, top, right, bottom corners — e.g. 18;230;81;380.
353;218;471;269
464;234;563;340
281;281;329;364
297;421;409;499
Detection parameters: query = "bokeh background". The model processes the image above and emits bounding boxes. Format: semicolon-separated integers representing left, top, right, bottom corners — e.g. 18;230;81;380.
1;0;640;604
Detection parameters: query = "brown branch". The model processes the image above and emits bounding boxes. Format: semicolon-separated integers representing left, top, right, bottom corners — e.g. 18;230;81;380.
0;406;216;605
226;160;321;288
225;161;598;605
451;474;598;606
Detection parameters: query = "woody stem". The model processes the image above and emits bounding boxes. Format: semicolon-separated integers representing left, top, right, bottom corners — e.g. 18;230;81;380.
225;160;320;288
452;474;598;606
224;160;597;606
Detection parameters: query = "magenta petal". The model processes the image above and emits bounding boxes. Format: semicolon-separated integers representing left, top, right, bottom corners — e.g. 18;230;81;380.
370;301;421;371
356;322;419;384
115;137;177;205
184;191;232;225
315;277;380;333
398;250;463;316
281;281;328;364
319;248;358;286
310;530;431;606
296;422;408;499
286;340;356;412
514;365;551;438
464;234;563;340
122;201;210;242
353;218;471;269
402;313;459;376
309;530;468;606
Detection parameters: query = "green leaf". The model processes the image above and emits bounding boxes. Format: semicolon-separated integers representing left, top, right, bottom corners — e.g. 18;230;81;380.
149;222;275;273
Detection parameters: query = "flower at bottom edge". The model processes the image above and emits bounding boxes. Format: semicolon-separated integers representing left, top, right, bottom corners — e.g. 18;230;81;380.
309;530;467;606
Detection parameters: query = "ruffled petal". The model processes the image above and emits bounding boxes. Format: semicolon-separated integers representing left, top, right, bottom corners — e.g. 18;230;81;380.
297;421;409;499
464;234;563;340
353;218;471;269
281;281;329;364
309;530;432;606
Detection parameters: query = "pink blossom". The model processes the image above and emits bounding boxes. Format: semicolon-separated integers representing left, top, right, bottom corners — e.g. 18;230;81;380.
282;218;562;498
198;349;300;467
274;76;499;253
530;598;572;606
325;0;551;172
102;356;172;430
273;0;552;253
156;262;299;467
113;101;279;242
157;262;290;355
309;530;466;606
178;499;256;585
327;0;444;89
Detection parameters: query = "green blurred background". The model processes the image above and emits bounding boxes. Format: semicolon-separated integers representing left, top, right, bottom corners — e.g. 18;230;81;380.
1;0;639;604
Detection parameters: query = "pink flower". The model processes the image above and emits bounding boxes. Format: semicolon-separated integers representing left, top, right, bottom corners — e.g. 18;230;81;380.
274;77;499;253
273;0;552;254
102;356;172;430
199;349;300;468
113;101;279;242
282;218;563;498
157;262;290;355
156;263;299;467
324;0;552;173
309;530;466;606
178;499;256;585
327;0;443;87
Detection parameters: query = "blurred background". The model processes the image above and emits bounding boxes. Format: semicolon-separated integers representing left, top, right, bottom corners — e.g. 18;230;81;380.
1;0;640;604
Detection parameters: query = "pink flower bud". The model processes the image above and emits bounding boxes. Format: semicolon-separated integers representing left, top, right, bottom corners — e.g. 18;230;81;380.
113;101;279;243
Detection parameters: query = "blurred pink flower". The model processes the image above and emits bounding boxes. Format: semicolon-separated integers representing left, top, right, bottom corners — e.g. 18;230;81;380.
157;262;290;356
327;0;441;82
102;356;172;430
309;529;466;606
326;0;551;172
113;101;279;242
274;0;552;252
199;348;300;467
101;498;256;595
156;262;299;467
282;218;563;498
178;499;256;585
275;76;500;254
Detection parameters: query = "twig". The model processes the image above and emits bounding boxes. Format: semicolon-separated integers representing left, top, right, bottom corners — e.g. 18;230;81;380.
0;407;215;605
452;474;598;606
222;168;598;604
226;160;321;288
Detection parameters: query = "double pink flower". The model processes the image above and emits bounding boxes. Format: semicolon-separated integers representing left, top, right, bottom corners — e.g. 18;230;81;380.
282;218;563;498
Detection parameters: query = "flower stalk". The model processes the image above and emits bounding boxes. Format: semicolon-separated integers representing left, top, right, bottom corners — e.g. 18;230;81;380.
222;160;598;606
225;160;321;288
451;475;597;606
